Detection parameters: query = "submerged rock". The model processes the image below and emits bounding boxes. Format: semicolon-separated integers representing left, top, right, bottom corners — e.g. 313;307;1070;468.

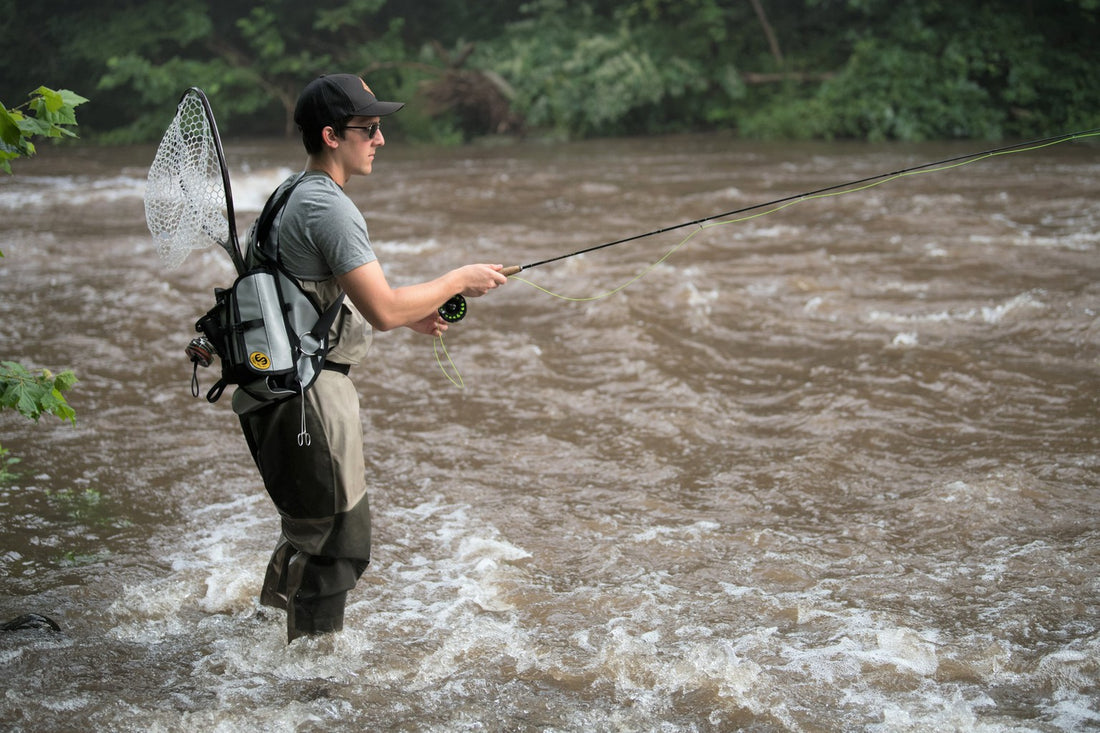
1;614;61;632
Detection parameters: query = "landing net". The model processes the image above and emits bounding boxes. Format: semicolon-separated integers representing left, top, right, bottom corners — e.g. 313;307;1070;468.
144;89;231;270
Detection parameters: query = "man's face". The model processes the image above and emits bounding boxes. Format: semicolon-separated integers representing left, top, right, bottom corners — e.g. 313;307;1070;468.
340;116;384;175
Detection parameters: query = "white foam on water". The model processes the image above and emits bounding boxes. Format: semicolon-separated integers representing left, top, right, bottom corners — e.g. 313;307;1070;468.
1046;691;1100;731
980;291;1045;324
17;437;1100;731
0;174;146;209
631;520;721;543
106;493;270;642
114;493;537;694
743;223;803;240
228;166;295;213
373;237;443;257
865;290;1046;327
168;699;360;733
863;627;941;676
890;331;919;347
971;229;1100;252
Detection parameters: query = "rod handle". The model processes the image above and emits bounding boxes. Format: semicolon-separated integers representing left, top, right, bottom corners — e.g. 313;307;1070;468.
501;265;523;277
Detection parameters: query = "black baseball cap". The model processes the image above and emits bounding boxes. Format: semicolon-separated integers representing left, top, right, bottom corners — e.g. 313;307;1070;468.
294;74;404;132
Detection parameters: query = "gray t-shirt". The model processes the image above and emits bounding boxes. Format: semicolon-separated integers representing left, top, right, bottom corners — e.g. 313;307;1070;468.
273;171;377;280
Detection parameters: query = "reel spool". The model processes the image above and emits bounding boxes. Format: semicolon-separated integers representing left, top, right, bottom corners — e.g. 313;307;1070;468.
185;335;217;398
186;336;216;367
438;294;467;323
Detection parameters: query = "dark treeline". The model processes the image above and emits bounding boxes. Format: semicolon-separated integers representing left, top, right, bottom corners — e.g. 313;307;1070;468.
2;0;1097;144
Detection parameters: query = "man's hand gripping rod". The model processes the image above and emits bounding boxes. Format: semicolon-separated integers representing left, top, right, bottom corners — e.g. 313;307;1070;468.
437;265;523;323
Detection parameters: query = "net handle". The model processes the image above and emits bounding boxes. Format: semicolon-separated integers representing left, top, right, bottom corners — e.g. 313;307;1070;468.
183;87;245;275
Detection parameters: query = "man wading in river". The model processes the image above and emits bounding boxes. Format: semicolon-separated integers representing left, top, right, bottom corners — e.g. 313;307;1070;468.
236;74;507;642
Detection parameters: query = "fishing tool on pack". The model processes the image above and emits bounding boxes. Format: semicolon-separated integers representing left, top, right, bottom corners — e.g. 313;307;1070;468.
185;335;216;396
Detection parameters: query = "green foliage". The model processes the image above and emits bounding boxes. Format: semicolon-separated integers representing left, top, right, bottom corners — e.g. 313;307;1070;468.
0;0;1097;142
798;38;1003;141
0;361;77;486
0;361;78;424
481;0;728;138
1;83;82;482
314;0;389;32
487;27;660;137
0;87;87;173
742;0;1100;141
90;0;422;141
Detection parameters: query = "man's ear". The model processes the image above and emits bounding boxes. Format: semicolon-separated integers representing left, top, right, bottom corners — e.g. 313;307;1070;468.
321;126;341;149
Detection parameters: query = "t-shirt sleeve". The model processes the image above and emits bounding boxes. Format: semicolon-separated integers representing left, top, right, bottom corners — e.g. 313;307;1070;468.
279;176;377;279
305;192;377;276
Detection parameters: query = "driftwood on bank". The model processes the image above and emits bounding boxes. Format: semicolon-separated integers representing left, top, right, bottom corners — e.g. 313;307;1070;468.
419;42;525;136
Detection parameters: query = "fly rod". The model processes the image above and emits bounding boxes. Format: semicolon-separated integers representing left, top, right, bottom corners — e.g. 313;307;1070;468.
497;127;1100;277
434;127;1099;323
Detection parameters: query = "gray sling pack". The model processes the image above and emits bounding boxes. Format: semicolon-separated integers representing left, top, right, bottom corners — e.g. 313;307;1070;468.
192;174;345;405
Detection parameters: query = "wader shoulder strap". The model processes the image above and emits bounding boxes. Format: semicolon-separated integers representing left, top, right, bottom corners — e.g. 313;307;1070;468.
255;172;347;319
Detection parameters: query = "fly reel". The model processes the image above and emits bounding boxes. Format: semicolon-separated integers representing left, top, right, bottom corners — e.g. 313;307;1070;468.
438;294;467;323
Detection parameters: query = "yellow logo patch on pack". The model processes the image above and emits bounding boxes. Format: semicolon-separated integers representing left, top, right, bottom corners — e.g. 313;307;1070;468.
249;351;271;370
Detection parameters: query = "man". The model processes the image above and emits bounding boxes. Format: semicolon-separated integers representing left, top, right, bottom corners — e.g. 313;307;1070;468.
235;73;507;642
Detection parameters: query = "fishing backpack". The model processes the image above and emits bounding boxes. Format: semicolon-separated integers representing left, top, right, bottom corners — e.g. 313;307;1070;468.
187;174;345;405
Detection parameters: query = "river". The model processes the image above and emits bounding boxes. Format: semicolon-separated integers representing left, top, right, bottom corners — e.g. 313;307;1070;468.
1;129;1097;731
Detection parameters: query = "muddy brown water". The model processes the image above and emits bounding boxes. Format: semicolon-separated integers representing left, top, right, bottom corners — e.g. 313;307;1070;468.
1;132;1098;731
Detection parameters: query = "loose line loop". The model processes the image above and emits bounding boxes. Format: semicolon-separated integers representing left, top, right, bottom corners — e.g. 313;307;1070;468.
434;334;465;389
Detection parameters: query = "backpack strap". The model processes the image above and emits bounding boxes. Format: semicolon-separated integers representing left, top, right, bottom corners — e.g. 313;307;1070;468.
253;172;308;264
297;292;346;358
254;172;347;335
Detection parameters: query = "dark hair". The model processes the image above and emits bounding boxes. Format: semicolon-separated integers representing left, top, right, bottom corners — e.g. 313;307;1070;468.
300;117;351;155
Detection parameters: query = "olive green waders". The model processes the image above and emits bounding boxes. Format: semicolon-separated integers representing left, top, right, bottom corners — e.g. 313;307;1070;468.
239;370;371;642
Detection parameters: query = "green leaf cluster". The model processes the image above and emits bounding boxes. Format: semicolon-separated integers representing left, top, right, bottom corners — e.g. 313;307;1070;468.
0;362;77;484
1;82;83;482
0;87;88;173
0;361;78;424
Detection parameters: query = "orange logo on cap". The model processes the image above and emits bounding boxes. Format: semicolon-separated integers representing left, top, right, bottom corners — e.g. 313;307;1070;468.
361;79;374;95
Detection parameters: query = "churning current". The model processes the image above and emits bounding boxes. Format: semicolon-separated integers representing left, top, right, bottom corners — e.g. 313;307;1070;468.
0;133;1098;732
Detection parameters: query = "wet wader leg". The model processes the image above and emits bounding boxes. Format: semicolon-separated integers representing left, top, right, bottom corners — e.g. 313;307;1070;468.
284;551;370;643
260;535;293;611
282;495;373;642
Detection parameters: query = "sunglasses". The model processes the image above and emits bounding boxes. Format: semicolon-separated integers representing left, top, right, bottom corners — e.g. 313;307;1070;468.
344;122;382;139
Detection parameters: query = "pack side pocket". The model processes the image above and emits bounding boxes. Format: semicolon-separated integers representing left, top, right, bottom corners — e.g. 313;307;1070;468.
233;269;296;377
